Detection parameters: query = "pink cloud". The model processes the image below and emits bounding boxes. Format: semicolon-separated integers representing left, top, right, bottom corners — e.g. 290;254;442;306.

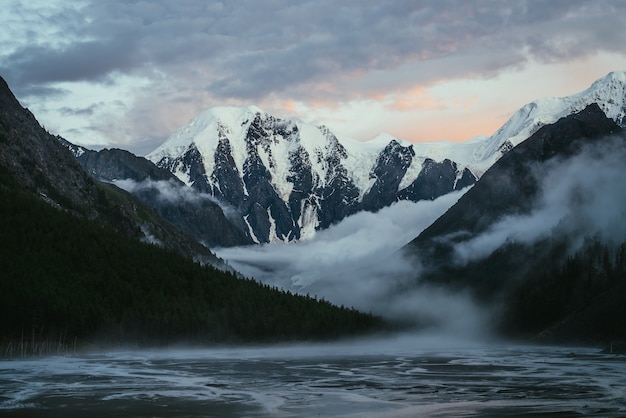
387;85;447;112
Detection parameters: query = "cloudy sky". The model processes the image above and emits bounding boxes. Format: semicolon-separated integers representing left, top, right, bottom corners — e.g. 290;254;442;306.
2;0;626;155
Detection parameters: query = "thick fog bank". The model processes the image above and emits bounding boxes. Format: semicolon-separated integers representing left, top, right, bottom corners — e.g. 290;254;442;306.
216;188;490;338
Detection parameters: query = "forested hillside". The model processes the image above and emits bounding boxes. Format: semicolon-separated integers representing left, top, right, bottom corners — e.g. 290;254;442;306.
501;239;626;342
0;171;383;355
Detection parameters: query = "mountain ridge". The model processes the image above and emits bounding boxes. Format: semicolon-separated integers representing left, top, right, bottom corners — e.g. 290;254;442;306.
409;103;622;248
62;141;253;247
147;106;477;243
467;70;626;175
401;104;626;343
145;70;626;244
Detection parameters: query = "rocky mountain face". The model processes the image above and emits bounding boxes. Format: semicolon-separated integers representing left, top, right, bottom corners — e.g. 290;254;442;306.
147;108;476;244
62;140;175;182
0;76;223;265
145;71;626;245
62;142;253;247
403;104;626;343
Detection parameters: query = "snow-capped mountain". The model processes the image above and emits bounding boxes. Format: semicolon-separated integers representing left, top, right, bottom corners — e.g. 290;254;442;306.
146;70;626;244
401;71;626;178
466;70;626;176
147;107;476;243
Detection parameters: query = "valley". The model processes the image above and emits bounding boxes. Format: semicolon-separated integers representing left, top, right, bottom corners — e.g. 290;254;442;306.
2;2;626;416
2;71;626;350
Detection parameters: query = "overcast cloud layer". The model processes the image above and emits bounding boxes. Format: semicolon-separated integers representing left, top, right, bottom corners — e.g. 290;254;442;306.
2;1;626;153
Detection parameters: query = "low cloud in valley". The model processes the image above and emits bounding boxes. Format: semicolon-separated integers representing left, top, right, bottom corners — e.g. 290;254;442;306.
217;138;626;339
216;188;489;338
453;137;626;264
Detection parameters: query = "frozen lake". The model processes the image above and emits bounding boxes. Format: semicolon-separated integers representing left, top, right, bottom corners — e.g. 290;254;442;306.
1;336;625;417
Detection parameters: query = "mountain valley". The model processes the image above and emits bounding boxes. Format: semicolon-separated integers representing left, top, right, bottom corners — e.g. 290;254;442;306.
0;76;383;353
1;70;626;348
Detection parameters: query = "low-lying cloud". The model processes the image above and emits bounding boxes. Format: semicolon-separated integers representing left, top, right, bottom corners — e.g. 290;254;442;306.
215;188;490;338
112;178;241;223
215;137;626;340
454;137;626;264
114;178;206;203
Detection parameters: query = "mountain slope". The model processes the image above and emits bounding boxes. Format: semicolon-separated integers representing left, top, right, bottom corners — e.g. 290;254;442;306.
147;107;476;243
61;142;253;247
410;103;622;247
0;172;383;353
403;104;626;343
465;70;626;176
145;71;626;245
0;76;221;264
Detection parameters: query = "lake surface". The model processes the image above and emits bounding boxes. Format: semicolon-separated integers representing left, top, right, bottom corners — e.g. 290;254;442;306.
1;335;625;417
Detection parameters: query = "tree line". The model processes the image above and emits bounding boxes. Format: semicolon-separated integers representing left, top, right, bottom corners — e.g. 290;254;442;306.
501;237;626;342
0;183;384;355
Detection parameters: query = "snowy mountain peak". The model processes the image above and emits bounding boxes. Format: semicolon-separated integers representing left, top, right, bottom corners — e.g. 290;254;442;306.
148;105;263;159
582;70;626;124
367;133;407;146
468;70;626;176
145;70;625;244
590;70;626;89
147;105;477;243
195;104;264;124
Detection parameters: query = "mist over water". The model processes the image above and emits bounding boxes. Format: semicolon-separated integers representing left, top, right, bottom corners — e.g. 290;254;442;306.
3;342;626;417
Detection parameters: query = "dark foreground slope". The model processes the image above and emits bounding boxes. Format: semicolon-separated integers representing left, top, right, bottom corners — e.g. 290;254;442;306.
404;104;626;344
0;76;223;264
0;183;382;354
410;103;621;247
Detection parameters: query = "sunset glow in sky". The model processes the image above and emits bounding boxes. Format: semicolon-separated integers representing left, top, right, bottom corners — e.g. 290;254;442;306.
2;0;626;155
